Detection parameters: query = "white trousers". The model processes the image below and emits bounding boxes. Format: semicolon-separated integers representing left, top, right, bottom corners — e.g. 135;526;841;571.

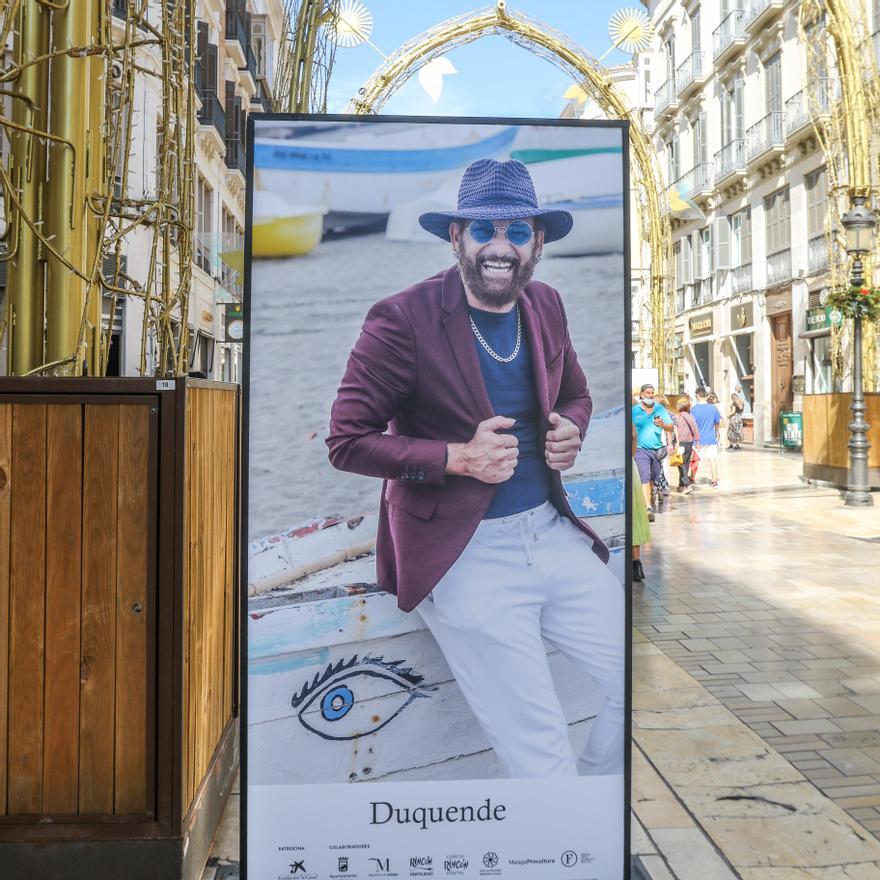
417;501;625;778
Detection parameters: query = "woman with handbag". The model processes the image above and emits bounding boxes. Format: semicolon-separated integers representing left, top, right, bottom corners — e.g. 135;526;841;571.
673;398;699;494
727;387;745;450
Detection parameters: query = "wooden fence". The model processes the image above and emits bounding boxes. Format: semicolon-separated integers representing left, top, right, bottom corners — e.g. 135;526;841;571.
803;392;880;488
0;379;239;880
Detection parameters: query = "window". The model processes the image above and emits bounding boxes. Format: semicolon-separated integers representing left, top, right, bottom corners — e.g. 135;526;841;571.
765;52;782;114
665;36;676;81
195;174;214;274
764;186;791;255
698;227;712;279
730;208;752;267
666;136;680;182
806;167;827;239
251;15;274;81
693;112;707;167
690;8;701;54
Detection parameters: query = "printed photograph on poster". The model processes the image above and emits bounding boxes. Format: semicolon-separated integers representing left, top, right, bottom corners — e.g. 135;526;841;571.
244;116;630;879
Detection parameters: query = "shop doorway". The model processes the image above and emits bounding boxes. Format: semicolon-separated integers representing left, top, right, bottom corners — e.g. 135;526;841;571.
691;340;712;391
771;312;793;435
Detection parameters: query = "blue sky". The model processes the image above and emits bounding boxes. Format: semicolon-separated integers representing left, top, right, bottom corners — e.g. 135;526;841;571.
324;1;636;118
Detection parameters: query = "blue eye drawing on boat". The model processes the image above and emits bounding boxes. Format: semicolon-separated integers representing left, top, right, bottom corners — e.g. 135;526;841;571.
291;656;432;741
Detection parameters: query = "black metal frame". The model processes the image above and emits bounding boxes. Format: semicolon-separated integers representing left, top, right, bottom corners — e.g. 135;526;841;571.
242;113;633;880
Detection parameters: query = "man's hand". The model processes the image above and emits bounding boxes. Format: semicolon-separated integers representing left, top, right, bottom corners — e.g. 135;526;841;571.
446;416;518;484
545;412;581;472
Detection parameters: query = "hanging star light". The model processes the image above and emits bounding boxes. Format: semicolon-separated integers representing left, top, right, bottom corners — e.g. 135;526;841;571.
330;0;373;48
607;7;654;55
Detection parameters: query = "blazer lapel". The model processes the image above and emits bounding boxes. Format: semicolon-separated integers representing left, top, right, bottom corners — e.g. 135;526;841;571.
441;269;494;420
519;292;550;422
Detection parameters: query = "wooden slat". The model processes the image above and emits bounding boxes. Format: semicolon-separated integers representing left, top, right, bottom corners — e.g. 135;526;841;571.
223;393;235;723
869;396;880;468
114;405;151;814
8;404;47;814
43;405;83;813
0;405;13;815
79;405;119;814
828;393;851;469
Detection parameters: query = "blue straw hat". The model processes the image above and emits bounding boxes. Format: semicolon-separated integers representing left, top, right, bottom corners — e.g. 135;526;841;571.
419;158;573;243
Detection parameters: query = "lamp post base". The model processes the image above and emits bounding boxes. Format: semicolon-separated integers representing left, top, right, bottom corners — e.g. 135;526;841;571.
844;487;874;506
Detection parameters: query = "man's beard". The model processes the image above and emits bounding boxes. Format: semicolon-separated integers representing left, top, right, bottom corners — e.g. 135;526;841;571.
458;250;539;309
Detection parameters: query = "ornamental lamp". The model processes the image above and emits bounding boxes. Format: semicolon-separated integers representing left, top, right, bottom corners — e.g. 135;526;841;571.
842;196;876;255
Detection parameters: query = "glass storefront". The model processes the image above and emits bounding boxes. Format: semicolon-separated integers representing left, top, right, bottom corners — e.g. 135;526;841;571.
808;334;832;393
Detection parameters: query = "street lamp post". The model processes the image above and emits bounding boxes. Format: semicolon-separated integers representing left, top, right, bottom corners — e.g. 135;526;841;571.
841;195;876;507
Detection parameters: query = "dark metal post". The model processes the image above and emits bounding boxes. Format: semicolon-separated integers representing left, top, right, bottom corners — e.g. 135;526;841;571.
844;252;873;506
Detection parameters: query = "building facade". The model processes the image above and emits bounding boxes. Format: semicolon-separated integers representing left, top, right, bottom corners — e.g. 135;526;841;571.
109;0;285;383
0;0;286;381
644;0;879;445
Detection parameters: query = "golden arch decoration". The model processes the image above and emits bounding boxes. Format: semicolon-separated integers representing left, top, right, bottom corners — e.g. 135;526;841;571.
347;1;672;386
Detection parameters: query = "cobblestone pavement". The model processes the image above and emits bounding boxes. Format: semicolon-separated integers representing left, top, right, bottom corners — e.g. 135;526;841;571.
636;447;880;846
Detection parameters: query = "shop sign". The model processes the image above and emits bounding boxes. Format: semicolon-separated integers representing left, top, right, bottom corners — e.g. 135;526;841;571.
806;306;831;331
689;314;713;338
729;303;753;331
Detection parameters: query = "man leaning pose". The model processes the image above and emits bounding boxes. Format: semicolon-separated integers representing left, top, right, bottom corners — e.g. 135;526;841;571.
327;159;624;778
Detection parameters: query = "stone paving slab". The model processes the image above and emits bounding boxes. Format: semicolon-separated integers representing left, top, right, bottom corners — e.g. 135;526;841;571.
638;449;880;856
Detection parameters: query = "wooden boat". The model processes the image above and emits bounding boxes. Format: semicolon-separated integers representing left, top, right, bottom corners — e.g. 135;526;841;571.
247;442;625;785
253;123;519;234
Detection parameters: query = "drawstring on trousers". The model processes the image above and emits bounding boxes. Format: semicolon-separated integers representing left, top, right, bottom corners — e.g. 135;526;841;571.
517;511;539;566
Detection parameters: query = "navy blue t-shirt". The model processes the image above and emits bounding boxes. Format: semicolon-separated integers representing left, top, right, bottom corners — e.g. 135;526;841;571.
469;306;552;518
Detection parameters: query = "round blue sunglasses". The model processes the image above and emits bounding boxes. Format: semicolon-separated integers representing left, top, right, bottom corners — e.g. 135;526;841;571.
467;219;534;247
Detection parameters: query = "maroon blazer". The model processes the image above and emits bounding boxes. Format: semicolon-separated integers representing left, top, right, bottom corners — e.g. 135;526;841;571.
326;265;609;612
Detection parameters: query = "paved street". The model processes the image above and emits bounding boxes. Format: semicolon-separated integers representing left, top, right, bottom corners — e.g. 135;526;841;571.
205;447;880;880
632;447;880;878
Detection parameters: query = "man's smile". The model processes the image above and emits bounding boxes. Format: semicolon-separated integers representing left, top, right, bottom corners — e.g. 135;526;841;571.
480;258;516;275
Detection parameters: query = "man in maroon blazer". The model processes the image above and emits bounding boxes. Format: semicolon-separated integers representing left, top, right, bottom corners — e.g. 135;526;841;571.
327;158;624;779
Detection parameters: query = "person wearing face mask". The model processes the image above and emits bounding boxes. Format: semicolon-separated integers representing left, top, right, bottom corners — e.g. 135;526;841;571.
327;159;624;780
631;384;675;520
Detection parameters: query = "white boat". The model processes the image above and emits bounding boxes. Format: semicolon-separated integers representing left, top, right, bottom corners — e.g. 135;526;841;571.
253;123;519;228
385;135;625;255
247;448;625;786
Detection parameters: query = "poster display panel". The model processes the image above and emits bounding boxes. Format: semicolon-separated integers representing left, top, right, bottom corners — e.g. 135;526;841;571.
243;115;632;880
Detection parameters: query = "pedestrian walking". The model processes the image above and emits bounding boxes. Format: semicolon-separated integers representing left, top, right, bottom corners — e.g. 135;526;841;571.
691;386;721;487
632;383;675;521
654;394;676;500
673;398;699;494
631;426;650;582
727;386;745;450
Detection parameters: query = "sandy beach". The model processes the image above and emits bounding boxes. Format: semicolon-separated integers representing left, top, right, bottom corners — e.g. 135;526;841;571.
248;234;625;540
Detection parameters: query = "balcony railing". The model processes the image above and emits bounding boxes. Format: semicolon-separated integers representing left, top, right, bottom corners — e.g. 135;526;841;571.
785;79;835;136
242;44;258;83
654;79;677;116
111;0;127;19
225;137;246;175
766;248;792;286
252;80;273;112
732;263;753;295
225;8;249;54
713;9;746;61
714;139;747;182
807;234;829;274
693;277;711;306
676;51;705;95
747;0;784;31
747;111;784;161
673;163;714;200
197;88;226;141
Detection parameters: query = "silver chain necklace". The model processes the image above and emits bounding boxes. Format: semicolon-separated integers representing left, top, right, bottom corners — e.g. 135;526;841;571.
470;305;521;364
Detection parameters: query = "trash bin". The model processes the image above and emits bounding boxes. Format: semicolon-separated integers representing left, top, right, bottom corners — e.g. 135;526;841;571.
780;411;803;449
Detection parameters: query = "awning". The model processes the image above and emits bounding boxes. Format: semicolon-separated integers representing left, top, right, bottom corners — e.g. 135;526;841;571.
722;326;755;338
799;327;832;339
